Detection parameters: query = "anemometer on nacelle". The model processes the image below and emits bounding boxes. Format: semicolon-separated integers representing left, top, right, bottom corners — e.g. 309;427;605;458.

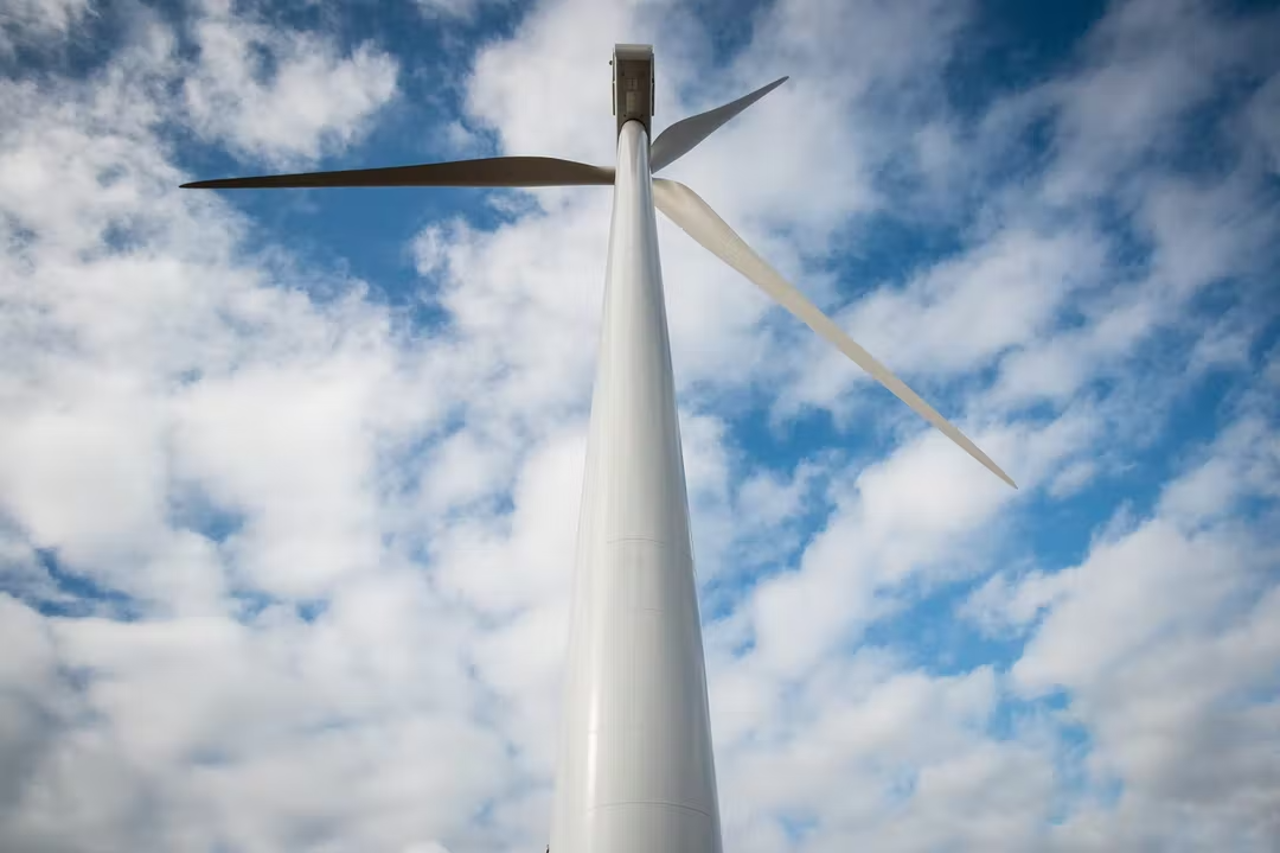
611;43;655;137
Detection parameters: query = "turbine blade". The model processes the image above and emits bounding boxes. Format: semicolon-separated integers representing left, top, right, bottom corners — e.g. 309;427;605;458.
181;156;615;190
649;76;788;174
652;178;1017;489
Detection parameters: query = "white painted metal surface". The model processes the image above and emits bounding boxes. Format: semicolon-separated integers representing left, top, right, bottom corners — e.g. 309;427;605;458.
550;121;723;853
651;178;1017;489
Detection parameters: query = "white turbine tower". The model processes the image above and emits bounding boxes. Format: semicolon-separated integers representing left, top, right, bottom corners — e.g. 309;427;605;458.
184;44;1015;853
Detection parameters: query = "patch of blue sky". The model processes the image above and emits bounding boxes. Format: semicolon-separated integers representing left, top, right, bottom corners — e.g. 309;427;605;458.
822;211;969;302
296;598;329;622
187;745;233;768
716;372;912;479
228;588;274;620
991;688;1073;734
1175;99;1273;179
471;796;498;829
776;812;820;844
1009;346;1259;577
15;548;140;620
860;579;1027;676
699;379;1023;624
1002;700;1101;811
1016;346;1250;555
700;502;832;621
168;489;246;544
1015;475;1119;570
948;0;1110;119
428;489;520;537
165;2;536;326
680;0;774;70
229;589;329;624
693;422;840;614
1037;714;1120;824
1245;292;1280;368
0;0;132;80
880;766;918;809
976;686;1109;824
837;334;1268;675
1132;310;1260;435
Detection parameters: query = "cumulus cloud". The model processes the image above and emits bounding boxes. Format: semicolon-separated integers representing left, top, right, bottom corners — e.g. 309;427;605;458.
0;0;91;56
0;7;495;851
0;0;1278;851
1015;417;1280;848
182;0;398;165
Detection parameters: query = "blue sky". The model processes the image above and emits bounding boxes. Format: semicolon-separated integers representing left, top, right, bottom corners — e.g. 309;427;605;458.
1;0;1278;851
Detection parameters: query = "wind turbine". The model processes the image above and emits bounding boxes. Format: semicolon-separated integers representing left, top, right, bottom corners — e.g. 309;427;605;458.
184;43;1015;853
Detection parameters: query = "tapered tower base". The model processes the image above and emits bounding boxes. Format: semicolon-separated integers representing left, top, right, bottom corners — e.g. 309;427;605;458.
548;121;723;853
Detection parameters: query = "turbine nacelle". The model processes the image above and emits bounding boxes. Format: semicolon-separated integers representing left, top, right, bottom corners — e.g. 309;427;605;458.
181;46;1016;489
612;43;655;137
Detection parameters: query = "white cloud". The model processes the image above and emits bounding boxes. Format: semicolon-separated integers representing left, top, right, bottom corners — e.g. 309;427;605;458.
1009;415;1280;847
779;226;1108;419
414;0;487;21
0;0;1278;851
1245;72;1280;173
0;8;516;850
182;0;398;165
0;0;91;55
465;0;656;166
1043;0;1268;201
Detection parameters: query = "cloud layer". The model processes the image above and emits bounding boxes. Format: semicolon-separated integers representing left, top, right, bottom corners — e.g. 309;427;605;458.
1;0;1277;851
